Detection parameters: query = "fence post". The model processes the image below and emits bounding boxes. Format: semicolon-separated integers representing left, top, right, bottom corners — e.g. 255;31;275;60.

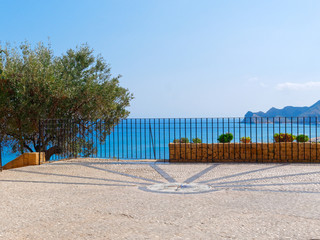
39;120;42;165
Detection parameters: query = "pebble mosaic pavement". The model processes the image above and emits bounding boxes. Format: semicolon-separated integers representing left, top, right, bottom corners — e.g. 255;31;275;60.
1;159;320;239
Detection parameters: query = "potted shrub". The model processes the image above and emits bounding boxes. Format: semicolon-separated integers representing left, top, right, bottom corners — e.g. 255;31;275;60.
218;133;233;143
192;138;202;143
274;133;296;142
173;137;189;143
240;137;251;143
296;134;309;142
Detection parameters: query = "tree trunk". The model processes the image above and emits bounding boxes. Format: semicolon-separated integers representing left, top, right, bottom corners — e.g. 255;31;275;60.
44;146;62;161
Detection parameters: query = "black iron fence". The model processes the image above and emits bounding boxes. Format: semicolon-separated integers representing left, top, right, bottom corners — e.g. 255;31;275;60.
1;117;320;169
38;117;320;162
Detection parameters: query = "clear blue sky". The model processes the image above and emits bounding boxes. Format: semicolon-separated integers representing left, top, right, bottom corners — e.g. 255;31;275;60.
2;0;320;117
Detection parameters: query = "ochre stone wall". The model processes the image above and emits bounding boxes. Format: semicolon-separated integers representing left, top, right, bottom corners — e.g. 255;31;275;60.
169;143;320;163
3;152;46;170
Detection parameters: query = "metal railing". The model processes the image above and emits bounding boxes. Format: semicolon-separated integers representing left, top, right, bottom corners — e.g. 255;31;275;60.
39;117;320;162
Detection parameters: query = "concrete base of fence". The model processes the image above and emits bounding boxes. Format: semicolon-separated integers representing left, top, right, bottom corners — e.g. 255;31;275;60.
3;152;46;170
169;143;320;163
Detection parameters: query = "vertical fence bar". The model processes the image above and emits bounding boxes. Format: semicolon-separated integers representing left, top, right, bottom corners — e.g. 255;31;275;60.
310;117;312;162
285;117;287;162
244;117;247;160
297;117;299;161
144;119;147;159
273;117;275;161
195;118;198;160
291;117;293;161
121;120;124;159
117;120;119;160
267;117;269;161
164;118;166;161
261;117;263;161
0;140;2;171
130;119;133;159
217;118;219;160
140;119;142;159
158;118;161;160
279;117;281;161
185;118;187;161
103;120;106;158
135;119;138;159
168;119;170;161
109;120;111;159
239;117;241;161
212;118;214;162
222;118;224;159
207;118;209;160
95;120;97;158
317;117;318;161
250;117;252;161
125;119;128;159
178;118;181;160
201;118;203;145
227;118;230;160
255;117;258;162
190;118;193;161
38;120;42;165
153;119;156;159
158;120;160;159
303;117;305;160
99;120;102;158
233;117;236;160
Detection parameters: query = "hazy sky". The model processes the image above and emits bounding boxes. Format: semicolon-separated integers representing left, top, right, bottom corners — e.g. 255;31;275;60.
2;0;320;117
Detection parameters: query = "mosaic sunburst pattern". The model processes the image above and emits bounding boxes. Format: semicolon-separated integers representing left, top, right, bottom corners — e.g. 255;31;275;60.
8;159;320;195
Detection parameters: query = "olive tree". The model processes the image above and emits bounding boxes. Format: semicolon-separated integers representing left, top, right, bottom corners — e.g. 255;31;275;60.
0;42;133;160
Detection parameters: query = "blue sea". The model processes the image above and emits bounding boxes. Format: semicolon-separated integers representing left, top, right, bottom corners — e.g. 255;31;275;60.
2;118;320;165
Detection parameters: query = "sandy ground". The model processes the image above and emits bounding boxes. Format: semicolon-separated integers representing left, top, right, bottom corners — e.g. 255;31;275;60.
1;159;320;239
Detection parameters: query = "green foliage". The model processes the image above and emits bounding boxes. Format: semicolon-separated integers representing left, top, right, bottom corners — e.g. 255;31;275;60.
296;134;309;143
0;41;133;160
240;137;251;143
274;133;296;142
218;133;233;143
192;138;202;143
173;138;189;143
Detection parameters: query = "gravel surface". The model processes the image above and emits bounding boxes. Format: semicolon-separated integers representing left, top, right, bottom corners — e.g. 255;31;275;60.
1;159;320;239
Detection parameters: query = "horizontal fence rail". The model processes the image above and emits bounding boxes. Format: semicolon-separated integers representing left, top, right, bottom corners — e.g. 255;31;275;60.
39;117;320;163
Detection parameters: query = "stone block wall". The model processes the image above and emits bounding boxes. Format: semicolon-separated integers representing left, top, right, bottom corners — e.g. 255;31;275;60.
3;152;46;170
169;143;320;163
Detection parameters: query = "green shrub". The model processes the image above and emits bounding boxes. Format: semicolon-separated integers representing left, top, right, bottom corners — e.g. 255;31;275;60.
274;133;296;142
296;134;309;142
192;138;202;143
240;137;251;143
218;133;233;143
173;137;189;143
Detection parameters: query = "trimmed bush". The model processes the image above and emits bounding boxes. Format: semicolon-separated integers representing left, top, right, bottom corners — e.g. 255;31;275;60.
218;133;233;143
240;137;251;143
192;138;202;143
274;133;296;142
173;137;189;143
296;134;309;143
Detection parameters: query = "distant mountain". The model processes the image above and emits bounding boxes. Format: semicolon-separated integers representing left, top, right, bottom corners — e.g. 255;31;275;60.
243;100;320;123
